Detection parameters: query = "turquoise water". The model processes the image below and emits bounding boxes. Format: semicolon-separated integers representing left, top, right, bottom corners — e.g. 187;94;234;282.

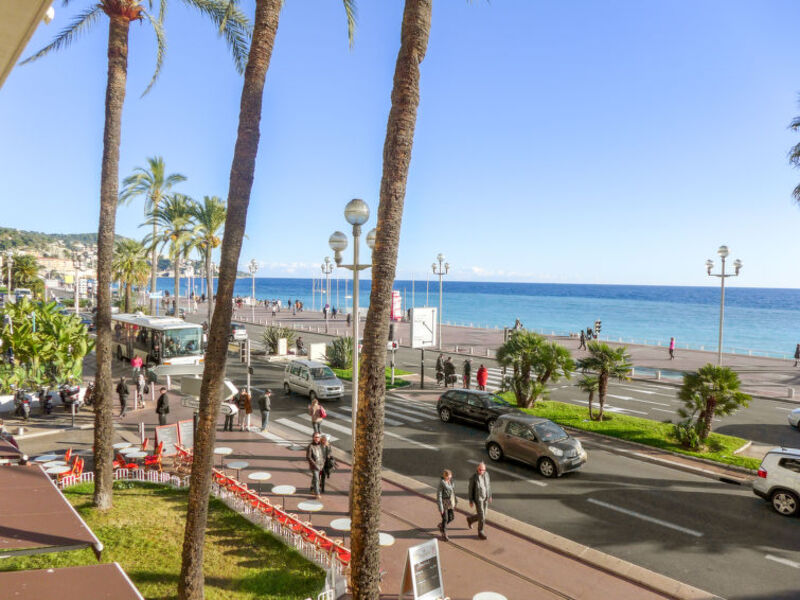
155;278;800;358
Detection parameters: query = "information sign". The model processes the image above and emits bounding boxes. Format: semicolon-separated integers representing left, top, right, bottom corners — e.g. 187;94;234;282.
155;424;179;456
410;307;436;349
390;290;403;321
177;419;194;450
399;539;445;600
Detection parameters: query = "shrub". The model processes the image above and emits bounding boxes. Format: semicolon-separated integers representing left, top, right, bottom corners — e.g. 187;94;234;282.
326;336;354;369
262;326;296;354
672;420;700;449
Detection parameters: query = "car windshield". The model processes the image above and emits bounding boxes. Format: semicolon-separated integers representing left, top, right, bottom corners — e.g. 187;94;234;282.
310;366;336;380
532;421;568;443
487;394;512;407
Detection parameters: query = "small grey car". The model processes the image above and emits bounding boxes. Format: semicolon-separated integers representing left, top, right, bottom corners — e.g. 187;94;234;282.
485;413;587;478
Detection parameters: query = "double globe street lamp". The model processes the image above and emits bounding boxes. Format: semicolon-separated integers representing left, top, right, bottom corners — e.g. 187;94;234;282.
329;198;377;445
321;256;334;333
432;253;449;350
248;259;259;322
706;245;742;366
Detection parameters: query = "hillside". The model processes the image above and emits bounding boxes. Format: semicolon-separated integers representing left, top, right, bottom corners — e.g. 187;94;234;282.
0;227;101;252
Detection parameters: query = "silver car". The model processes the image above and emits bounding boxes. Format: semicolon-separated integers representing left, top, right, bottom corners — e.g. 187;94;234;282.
788;407;800;430
283;359;344;401
486;413;587;478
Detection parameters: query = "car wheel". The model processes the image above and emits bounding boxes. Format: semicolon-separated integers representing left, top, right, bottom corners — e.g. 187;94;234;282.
486;417;497;431
439;407;451;423
771;490;799;516
487;442;503;462
284;382;291;396
538;457;557;478
116;346;123;362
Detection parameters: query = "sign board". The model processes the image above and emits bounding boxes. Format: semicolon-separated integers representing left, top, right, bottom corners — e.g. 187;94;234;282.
399;539;444;600
180;376;238;401
180;395;236;415
155;424;179;456
390;290;403;321
177;419;194;450
309;342;326;362
410;307;436;349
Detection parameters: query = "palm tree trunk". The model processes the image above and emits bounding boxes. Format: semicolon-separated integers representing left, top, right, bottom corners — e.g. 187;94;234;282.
350;2;431;598
206;249;213;322
150;219;158;315
597;373;608;421
173;255;180;314
93;15;130;510
124;282;131;313
178;2;282;598
588;391;594;419
699;395;716;442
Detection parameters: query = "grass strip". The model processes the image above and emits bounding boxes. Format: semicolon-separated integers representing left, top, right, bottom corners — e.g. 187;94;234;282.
332;367;412;389
499;393;760;470
0;481;324;600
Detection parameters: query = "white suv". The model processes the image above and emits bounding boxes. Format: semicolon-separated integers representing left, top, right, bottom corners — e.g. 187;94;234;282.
753;447;800;517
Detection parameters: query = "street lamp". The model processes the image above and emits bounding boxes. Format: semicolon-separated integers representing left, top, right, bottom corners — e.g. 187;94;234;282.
248;259;259;321
329;198;376;445
185;264;194;314
706;245;742;366
72;251;86;314
321;256;334;333
432;253;450;349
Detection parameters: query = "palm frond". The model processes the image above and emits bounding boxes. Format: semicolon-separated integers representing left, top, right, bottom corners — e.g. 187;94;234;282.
140;9;168;96
343;0;357;49
790;116;800;131
792;183;800;205
20;5;103;65
182;0;252;74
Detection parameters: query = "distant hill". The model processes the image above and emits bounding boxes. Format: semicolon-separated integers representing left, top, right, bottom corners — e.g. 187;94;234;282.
0;227;101;252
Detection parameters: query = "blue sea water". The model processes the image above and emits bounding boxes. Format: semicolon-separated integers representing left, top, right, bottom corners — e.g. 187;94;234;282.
156;277;800;358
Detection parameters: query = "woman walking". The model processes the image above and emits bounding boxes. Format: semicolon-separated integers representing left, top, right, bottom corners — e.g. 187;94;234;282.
308;397;325;434
436;469;457;542
669;337;676;360
241;390;252;431
320;435;336;494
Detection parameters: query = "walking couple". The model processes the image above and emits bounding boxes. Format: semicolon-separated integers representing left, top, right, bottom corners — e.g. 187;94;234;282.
437;462;492;542
306;432;336;499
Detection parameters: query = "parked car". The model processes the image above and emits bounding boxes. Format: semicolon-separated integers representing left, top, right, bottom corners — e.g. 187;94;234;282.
753;447;800;516
485;413;587;478
436;389;519;431
283;359;344;401
229;323;248;342
787;407;800;430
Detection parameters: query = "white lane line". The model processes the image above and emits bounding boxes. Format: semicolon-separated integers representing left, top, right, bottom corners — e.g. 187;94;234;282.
298;414;438;451
327;408;404;427
385;404;432;420
339;404;423;424
570;398;648;415
607;395;672;407
652;408;677;414
774;407;793;412
765;554;800;569
467;459;547;487
587;498;703;537
626;387;678;399
275;418;339;442
398;400;438;413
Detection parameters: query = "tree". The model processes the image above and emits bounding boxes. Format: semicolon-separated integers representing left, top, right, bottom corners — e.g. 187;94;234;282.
678;363;750;445
495;331;574;408
112;239;149;312
178;3;355;599
349;2;432;597
11;254;41;288
23;0;249;511
576;375;599;420
576;342;632;421
119;156;187;314
188;195;226;321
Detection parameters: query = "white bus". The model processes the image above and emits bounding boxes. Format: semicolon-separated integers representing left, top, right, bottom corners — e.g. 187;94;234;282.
111;313;204;366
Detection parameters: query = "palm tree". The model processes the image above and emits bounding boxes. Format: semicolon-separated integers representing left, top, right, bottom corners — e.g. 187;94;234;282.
678;363;750;444
146;194;196;313
23;0;250;511
577;342;632;421
119;157;186;313
577;375;599;420
112;239;149;312
188;196;226;321
11;254;42;290
177;3;355;598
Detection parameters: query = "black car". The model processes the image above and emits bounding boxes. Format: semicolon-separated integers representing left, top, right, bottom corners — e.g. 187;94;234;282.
436;389;519;431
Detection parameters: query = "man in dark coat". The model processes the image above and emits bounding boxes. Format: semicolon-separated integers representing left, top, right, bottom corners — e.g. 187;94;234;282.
258;389;271;432
463;359;472;389
467;461;492;540
443;357;456;387
155;387;169;426
116;377;129;417
306;432;325;499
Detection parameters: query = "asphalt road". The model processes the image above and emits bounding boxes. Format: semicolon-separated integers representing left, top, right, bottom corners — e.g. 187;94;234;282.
221;356;800;600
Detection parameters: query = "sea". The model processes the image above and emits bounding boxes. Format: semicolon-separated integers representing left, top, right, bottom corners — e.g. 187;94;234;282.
155;277;800;359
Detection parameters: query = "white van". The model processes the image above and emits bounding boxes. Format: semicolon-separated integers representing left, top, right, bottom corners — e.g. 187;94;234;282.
283;359;344;401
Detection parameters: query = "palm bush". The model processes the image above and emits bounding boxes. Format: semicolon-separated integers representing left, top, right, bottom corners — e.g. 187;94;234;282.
326;336;354;369
262;326;296;355
576;342;632;421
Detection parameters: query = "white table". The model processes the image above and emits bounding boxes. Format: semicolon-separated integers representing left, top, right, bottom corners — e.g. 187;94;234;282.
378;532;395;547
112;442;132;450
297;500;323;524
34;454;58;463
126;451;147;459
330;517;351;545
247;471;272;494
214;446;233;467
43;460;67;468
473;593;508;600
120;447;140;456
46;465;71;475
271;484;296;509
227;460;250;480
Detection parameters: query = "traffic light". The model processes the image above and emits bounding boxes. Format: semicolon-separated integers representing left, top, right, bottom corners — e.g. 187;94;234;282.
594;320;602;336
388;323;396;341
239;342;247;363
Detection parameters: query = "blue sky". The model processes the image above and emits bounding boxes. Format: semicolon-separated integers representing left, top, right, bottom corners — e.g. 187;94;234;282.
2;0;800;287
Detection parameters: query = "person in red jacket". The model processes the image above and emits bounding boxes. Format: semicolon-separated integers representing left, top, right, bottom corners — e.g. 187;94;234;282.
476;364;489;391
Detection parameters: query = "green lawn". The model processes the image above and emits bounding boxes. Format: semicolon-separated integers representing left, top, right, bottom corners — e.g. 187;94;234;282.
332;366;412;389
0;481;324;600
499;393;760;470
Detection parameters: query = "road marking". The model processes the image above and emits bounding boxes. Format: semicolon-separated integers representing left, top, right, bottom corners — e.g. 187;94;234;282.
765;554;800;569
570;398;648;415
327;407;404;427
625;387;677;398
467;458;547;487
339;404;423;424
652;408;677;414
275;418;339;442
587;498;703;537
298;414;438;451
606;394;672;407
384;404;432;420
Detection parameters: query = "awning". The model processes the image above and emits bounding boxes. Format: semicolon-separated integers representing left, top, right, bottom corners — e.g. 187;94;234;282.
0;464;103;559
0;562;144;600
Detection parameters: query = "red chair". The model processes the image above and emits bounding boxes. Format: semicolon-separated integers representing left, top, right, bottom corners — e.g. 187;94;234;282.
57;460;77;483
74;457;84;477
114;453;137;470
144;441;164;472
316;536;334;553
141;438;150;452
64;448;73;464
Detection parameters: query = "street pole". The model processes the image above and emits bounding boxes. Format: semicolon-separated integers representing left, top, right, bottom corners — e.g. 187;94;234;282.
321;257;333;333
249;259;258;323
352;226;361;444
432;254;449;350
706;246;742;366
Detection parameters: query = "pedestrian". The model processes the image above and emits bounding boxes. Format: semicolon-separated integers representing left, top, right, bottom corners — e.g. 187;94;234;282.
241;390;252;431
308;397;325;434
466;461;492;540
130;354;143;375
259;388;272;432
271;305;277;318
463;359;472;389
235;391;247;430
436;353;445;386
794;344;800;367
444;357;456;388
476;364;489;391
320;435;336;493
222;397;238;432
116;377;129;417
578;330;586;350
155;387;169;426
669;337;676;360
332;307;337;319
346;312;351;326
136;371;146;409
323;305;328;319
436;469;457;541
306;432;325;499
